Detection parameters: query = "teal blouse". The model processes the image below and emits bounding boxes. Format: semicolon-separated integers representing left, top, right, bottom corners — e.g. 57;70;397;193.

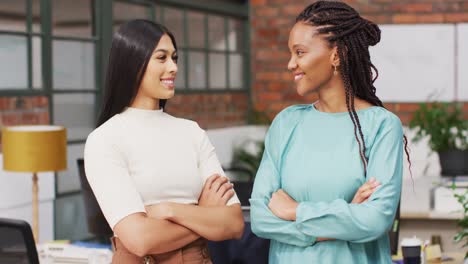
250;104;403;264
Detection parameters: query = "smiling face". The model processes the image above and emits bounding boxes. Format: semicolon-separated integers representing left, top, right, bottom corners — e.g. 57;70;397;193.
133;34;178;107
287;22;338;96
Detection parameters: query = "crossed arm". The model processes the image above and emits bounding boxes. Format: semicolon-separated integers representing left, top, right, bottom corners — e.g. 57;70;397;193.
113;174;243;257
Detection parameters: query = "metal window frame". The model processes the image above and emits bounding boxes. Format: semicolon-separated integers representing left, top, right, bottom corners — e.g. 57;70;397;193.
157;2;249;93
0;0;250;240
0;0;44;95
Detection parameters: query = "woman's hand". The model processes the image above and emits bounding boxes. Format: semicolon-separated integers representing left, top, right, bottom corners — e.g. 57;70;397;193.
351;177;381;204
268;189;298;221
198;174;235;207
145;202;174;220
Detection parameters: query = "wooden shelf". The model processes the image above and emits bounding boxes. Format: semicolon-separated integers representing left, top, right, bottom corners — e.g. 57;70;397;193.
401;211;462;220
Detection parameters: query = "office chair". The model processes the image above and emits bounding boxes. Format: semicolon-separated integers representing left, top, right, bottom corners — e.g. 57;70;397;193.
0;218;40;264
389;202;401;255
77;159;113;244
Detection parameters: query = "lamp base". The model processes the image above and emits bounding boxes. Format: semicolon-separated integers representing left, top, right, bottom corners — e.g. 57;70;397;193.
32;172;38;242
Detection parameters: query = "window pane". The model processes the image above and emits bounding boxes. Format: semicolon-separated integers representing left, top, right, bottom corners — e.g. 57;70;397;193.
0;0;25;32
164;7;184;47
53;40;95;90
188;52;206;89
209;53;226;89
113;2;149;31
32;37;42;89
57;144;84;194
0;35;27;89
175;50;185;89
52;0;92;37
32;0;41;33
208;16;225;50
187;11;205;48
228;19;244;51
55;193;91;240
53;93;95;141
229;54;243;89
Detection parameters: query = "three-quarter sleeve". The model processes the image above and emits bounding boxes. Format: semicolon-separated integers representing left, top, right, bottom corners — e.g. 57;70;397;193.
84;133;146;229
250;111;317;247
295;115;403;243
197;126;240;206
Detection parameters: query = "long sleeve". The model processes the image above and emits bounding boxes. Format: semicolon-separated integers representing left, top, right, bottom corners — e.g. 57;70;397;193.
84;132;146;229
295;114;403;243
250;108;317;247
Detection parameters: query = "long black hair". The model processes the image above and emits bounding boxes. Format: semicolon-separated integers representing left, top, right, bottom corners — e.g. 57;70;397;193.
296;1;411;175
96;19;177;127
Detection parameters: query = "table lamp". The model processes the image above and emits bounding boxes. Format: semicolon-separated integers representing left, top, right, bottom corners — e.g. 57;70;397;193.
2;125;67;242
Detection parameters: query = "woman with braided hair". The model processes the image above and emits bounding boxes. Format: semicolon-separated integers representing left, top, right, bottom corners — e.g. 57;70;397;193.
250;1;410;263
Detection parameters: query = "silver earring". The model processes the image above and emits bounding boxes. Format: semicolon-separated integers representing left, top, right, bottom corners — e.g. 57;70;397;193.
333;65;338;75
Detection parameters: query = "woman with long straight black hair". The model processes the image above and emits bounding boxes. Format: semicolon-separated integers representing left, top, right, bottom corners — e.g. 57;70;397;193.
84;20;244;263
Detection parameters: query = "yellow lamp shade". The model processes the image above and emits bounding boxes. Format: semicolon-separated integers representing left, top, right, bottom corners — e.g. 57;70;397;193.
2;125;67;172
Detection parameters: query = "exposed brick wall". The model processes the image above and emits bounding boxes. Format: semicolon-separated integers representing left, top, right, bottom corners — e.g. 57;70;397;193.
2;0;467;133
0;96;50;127
251;0;468;124
0;96;50;150
167;93;249;129
0;93;247;133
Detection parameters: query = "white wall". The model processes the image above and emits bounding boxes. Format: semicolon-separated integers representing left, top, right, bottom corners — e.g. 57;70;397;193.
370;23;468;102
0;155;55;243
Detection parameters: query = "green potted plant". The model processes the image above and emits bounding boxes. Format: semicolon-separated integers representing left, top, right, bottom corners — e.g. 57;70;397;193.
230;140;265;205
409;102;468;177
228;108;270;205
451;184;468;258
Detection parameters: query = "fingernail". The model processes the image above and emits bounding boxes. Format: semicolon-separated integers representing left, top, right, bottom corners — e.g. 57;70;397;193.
372;182;380;187
374;185;382;189
369;177;376;182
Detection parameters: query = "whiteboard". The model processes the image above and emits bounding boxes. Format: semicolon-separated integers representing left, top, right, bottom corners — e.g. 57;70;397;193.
457;24;468;101
370;24;455;102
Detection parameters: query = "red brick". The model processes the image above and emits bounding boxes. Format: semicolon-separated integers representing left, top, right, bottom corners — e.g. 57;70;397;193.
392;13;444;24
283;92;303;101
255;7;279;17
432;3;461;13
257;72;280;81
21;112;40;124
267;82;287;92
256;50;289;61
0;98;12;110
444;13;468;23
281;72;292;82
256;50;273;61
372;0;394;3
397;113;412;126
1;113;21;126
397;103;421;113
267;18;293;27
386;3;433;13
281;5;304;16
355;4;383;14
269;0;296;4
362;14;391;24
256;28;280;39
383;103;395;112
258;92;283;102
250;0;266;6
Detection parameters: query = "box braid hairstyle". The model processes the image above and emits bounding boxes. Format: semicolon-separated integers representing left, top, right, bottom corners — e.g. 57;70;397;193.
296;1;411;176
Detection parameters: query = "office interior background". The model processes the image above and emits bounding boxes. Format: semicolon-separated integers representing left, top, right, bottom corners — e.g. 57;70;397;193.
0;0;467;255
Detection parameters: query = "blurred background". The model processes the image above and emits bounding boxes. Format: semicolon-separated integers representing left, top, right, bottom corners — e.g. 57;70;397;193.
0;0;467;261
